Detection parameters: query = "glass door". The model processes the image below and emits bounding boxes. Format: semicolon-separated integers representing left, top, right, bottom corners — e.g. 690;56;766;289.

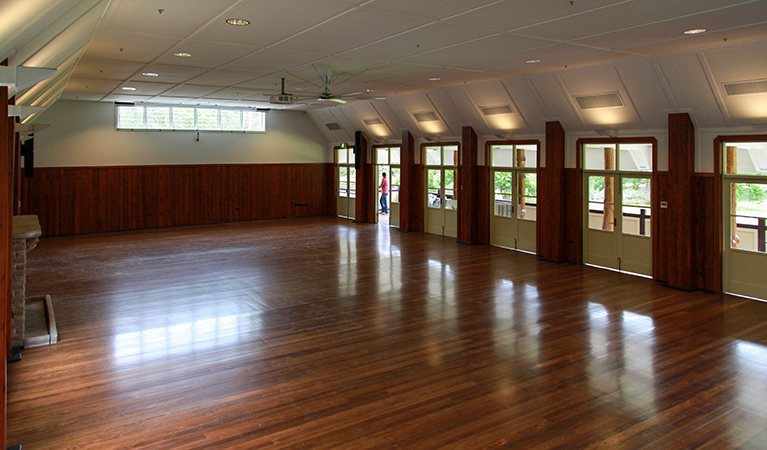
583;142;653;276
722;141;767;300
336;146;355;219
376;146;401;228
424;144;458;238
489;143;538;252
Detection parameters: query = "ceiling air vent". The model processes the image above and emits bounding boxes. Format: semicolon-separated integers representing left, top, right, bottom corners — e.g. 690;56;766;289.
575;92;624;109
413;111;439;122
480;105;513;116
325;122;341;131
363;118;383;125
723;80;767;96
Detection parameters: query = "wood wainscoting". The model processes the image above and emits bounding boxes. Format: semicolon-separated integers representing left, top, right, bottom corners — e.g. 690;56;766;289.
21;164;335;236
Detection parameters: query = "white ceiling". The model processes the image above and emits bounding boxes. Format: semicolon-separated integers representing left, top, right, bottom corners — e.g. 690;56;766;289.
4;0;767;140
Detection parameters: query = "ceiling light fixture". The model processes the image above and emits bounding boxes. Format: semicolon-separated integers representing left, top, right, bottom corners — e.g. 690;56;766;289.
525;59;541;64
121;86;136;91
428;77;441;81
142;72;159;77
683;28;707;35
174;52;192;57
226;18;251;26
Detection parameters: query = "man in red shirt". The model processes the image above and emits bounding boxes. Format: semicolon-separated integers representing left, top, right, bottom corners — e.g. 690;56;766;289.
379;172;389;215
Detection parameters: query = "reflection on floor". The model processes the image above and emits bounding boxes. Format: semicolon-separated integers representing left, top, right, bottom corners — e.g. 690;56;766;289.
7;216;767;449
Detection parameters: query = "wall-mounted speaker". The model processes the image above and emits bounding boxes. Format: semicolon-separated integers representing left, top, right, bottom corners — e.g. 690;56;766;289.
354;131;362;169
21;137;34;178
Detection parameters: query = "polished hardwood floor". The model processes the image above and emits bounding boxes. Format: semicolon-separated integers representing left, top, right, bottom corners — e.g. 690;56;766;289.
7;217;767;449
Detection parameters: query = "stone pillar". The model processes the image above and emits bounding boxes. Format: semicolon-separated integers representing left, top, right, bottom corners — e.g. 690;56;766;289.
11;215;41;348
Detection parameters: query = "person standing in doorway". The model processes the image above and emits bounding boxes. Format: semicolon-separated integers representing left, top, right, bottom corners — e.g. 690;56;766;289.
379;172;389;215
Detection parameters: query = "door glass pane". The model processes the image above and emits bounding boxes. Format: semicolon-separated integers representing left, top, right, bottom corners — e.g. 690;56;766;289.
622;178;651;236
724;142;767;175
730;182;767;252
425;147;441;166
519;172;537;221
377;148;389;164
588;176;615;231
427;169;441;208
445;170;457;210
494;171;513;217
338;167;348;197
619;143;652;172
337;148;348;164
584;144;616;171
391;147;401;165
349;167;356;198
443;146;458;166
492;145;514;167
516;144;538;169
390;168;400;203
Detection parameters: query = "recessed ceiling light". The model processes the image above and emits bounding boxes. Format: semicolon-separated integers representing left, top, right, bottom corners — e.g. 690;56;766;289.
428;77;441;81
683;28;707;35
142;72;159;77
121;86;136;91
226;18;251;26
525;59;541;64
174;52;192;57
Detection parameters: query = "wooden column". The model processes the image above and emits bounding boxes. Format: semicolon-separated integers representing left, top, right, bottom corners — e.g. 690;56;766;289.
399;130;423;232
1;75;11;449
354;131;374;224
659;113;696;290
538;121;569;262
458;126;487;244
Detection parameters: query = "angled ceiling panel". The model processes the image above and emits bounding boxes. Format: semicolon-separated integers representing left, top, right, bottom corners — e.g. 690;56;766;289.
464;81;527;134
526;74;582;130
426;89;465;137
351;102;394;140
655;52;726;127
613;59;674;130
442;85;492;137
499;77;551;135
558;66;641;129
369;99;406;140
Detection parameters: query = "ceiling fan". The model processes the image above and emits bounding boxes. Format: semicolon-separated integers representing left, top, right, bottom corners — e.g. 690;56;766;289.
286;67;385;105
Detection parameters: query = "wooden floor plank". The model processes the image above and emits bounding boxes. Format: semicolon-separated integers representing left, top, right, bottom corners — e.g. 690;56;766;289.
7;217;767;449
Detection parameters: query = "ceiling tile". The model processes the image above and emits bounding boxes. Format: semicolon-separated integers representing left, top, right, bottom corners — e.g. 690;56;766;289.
72;60;145;80
445;0;618;32
101;0;238;39
82;30;181;63
368;0;500;21
225;48;325;73
116;80;177;96
274;9;430;55
342;22;498;61
155;39;261;68
194;0;352;47
162;84;225;97
400;33;550;67
186;70;262;86
129;65;209;84
65;77;122;94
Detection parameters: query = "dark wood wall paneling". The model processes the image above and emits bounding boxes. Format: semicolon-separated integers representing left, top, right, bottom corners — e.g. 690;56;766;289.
657;113;697;290
399;131;423;232
21;164;334;237
1;59;11;447
538;121;569;262
458;126;488;244
354;131;375;224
